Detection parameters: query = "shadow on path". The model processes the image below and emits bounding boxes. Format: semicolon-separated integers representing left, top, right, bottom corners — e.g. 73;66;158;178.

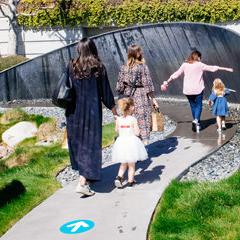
146;137;178;158
92;137;178;193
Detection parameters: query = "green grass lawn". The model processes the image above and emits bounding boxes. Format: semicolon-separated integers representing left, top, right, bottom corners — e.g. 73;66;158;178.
0;116;115;236
149;172;240;240
0;139;69;236
102;122;116;148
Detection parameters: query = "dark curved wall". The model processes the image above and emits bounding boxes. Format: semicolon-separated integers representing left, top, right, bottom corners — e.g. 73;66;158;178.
0;22;240;102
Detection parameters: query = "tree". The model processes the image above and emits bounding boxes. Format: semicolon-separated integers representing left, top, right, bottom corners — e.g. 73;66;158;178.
0;0;56;56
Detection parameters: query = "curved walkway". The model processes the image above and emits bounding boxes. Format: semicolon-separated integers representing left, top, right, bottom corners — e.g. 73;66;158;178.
1;103;237;240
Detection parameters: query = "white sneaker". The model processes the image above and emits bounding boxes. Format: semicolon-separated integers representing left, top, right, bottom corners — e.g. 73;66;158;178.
75;183;95;196
192;119;200;132
196;124;201;133
217;128;222;134
193;119;198;124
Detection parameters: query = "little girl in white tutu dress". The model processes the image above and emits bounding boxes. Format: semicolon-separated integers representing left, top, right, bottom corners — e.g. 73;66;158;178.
112;97;148;188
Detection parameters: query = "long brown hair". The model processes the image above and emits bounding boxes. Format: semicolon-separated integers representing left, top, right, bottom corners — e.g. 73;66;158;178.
213;78;225;96
186;50;202;64
127;44;144;68
72;38;102;79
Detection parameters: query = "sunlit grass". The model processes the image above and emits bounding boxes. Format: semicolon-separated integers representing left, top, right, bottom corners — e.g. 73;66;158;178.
102;122;116;148
149;172;240;240
0;143;69;236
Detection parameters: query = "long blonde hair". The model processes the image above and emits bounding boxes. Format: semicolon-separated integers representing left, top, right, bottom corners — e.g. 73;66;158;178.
118;98;134;117
212;78;225;96
127;44;144;68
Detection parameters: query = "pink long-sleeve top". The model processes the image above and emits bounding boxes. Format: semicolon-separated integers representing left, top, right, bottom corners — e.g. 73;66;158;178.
169;61;219;95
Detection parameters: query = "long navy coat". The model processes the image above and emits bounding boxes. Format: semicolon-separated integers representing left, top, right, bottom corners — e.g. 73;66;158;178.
66;65;115;180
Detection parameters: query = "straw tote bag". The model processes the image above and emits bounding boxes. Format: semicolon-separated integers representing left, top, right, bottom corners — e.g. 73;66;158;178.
152;108;164;132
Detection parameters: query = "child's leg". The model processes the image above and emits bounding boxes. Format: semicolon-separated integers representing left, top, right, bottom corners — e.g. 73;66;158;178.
128;163;136;183
118;163;128;178
222;116;226;129
115;163;128;188
216;116;222;130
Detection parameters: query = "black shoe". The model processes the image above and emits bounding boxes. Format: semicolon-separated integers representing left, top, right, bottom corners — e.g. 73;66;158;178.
192;121;196;132
128;180;137;187
114;176;124;188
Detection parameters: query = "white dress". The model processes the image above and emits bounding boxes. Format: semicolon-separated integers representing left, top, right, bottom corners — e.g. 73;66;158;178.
112;116;148;163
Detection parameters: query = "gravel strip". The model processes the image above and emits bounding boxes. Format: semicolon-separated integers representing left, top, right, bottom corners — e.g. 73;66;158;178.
181;107;240;182
0;106;114;126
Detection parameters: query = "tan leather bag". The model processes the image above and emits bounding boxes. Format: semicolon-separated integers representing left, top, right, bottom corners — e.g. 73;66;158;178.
152;108;164;132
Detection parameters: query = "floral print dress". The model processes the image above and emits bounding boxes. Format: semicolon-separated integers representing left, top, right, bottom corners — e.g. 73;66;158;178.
116;63;155;140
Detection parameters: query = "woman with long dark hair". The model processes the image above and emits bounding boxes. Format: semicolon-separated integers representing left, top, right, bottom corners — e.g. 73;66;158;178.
116;44;159;144
66;38;117;196
161;50;233;132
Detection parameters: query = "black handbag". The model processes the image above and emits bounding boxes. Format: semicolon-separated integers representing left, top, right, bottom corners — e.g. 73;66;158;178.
52;63;74;109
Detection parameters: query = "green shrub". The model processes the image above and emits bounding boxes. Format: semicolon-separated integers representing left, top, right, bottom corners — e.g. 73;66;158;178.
27;114;51;127
0;56;28;72
18;0;240;28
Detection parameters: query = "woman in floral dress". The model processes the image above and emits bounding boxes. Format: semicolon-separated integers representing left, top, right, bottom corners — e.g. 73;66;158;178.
116;44;159;144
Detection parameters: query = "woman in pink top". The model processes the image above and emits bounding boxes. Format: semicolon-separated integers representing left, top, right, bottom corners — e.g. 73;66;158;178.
161;50;233;132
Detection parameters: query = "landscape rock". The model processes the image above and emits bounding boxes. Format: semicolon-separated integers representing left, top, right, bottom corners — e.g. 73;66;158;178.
2;121;38;148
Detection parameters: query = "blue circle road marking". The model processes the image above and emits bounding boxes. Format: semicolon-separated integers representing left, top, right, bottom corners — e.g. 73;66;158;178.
60;219;95;234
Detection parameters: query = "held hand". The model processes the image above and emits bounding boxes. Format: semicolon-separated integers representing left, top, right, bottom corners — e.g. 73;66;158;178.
161;83;168;92
111;106;118;117
163;81;169;85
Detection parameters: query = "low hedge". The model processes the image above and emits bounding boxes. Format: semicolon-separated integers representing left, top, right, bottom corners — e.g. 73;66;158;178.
18;0;240;28
0;56;28;72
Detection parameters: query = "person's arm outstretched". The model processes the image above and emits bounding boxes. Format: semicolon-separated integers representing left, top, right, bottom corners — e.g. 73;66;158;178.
166;63;185;84
202;63;233;72
161;64;184;91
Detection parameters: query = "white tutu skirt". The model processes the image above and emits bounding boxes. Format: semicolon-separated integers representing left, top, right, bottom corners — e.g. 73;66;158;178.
112;135;148;163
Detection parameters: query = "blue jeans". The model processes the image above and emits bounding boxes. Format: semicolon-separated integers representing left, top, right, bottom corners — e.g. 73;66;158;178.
186;91;203;122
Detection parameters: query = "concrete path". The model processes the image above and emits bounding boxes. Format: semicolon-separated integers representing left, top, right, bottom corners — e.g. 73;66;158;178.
1;103;237;240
